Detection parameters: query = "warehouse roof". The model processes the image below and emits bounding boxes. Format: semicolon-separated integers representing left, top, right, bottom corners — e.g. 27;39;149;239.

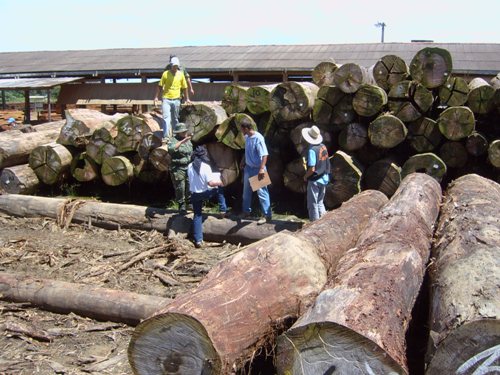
0;77;83;90
0;43;499;80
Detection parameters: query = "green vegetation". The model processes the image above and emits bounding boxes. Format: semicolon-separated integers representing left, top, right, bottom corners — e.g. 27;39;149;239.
3;88;60;103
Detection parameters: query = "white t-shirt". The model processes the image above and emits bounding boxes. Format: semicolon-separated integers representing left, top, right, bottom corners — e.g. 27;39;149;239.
187;161;220;193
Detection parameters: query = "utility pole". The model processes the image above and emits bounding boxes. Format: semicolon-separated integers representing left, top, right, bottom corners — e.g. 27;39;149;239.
375;22;386;43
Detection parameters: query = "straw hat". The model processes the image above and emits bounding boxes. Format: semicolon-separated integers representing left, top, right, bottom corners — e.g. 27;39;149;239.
301;125;323;145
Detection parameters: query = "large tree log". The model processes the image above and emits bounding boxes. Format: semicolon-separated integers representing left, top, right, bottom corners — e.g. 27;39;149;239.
85;126;118;164
466;77;495;114
148;144;171;172
215;113;255;150
101;155;134;186
438;76;469;107
312;61;339;87
324;150;363;208
221;84;248;115
333;63;373;94
362;158;401;197
409;47;453;89
312;85;355;128
269;82;319;122
439;141;468;168
28;142;73;185
127;190;388;375
245;84;278;115
437;106;475;141
465;131;489;157
401;153;447;182
388;80;434;122
205;142;240;186
0;164;40;194
407;117;442;153
180;102;228;143
368;113;408;148
338;122;368;151
114;115;160;153
0;194;302;245
0;120;65;169
352;83;388;118
70;151;100;182
488;139;500;168
425;174;500;375
276;173;442;375
0;272;170;326
372;54;409;91
283;158;307;194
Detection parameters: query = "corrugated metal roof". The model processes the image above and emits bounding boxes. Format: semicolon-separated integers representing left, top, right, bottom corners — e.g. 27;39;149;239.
0;43;499;78
0;77;84;89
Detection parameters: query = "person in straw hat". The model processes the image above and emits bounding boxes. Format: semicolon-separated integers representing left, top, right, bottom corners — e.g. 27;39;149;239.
301;124;330;221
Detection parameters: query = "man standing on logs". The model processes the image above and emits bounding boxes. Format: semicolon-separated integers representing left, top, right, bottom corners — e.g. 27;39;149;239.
239;119;272;225
154;56;191;140
302;125;330;221
168;123;193;214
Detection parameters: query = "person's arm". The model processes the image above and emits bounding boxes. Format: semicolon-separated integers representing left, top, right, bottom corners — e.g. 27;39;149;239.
187;78;195;96
303;148;316;181
154;85;161;105
258;155;268;180
183;87;191;104
303;165;315;181
171;136;191;151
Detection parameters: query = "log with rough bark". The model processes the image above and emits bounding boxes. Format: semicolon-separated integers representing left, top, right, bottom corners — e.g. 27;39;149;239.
368;113;408;149
488;139;500;168
0;164;39;194
215;113;255;150
28;142;73;185
0;272;170;326
132;155;165;184
101;155;134;186
70;151;100;182
401;153;447;182
437;106;475;141
409;47;453;89
276;173;442;375
333;63;373;94
425;174;500;375
114;115;160;153
465;132;488;157
491;73;500;113
352;83;388;118
245;84;278;115
439;76;469;107
180;102;228;143
0;194;302;245
148;144;171;172
205;142;240;186
362;158;401;197
269;81;319;122
86;126;118;164
372;54;409;91
466;77;496;114
388;80;434;122
407;117;442;153
439;141;468;168
127;190;388;375
338;122;368;151
57;108;125;148
137;131;162;161
221;84;248;115
312;85;355;128
283;158;307;194
312;61;339;87
0;120;65;169
325;150;362;208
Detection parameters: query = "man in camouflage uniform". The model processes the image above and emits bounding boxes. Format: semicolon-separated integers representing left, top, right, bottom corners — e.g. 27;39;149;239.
168;123;193;213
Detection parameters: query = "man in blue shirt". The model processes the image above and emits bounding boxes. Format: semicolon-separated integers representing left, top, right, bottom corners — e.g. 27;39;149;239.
302;125;330;221
239;120;272;225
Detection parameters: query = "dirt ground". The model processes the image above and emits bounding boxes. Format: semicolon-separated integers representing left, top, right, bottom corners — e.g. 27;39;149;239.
0;212;239;375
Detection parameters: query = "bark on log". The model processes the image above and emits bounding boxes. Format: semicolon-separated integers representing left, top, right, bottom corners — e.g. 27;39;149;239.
276;173;442;375
352;83;388;117
114;115;160;153
0;164;40;194
128;190;388;375
467;77;496;114
465;132;489;157
439;76;470;107
28;142;73;185
401;153;447;182
221;84;248;115
362;158;401;197
372;54;410;91
138;131;162;161
409;47;453;89
0;272;170;326
488;139;500;168
205;142;240;186
269;82;319;122
425;174;500;375
85;126;118;164
0;120;65;169
149;144;171;172
437;106;475;141
338;122;368;152
70;151;100;182
388;80;434;122
131;156;165;184
312;61;339;87
0;194;302;245
101;155;134;186
407;117;442;153
245;84;278;115
333;63;373;94
215;113;255;150
325;150;362;208
180;102;228;143
368;113;408;149
439;141;468;168
313;85;355;128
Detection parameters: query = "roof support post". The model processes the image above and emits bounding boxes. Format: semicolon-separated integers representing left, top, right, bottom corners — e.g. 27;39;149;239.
24;90;30;124
47;89;52;122
1;90;5;110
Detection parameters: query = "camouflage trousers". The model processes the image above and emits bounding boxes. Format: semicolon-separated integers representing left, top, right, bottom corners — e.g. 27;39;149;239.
170;167;190;211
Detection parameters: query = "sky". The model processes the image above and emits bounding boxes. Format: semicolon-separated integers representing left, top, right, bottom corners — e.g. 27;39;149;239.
1;0;499;52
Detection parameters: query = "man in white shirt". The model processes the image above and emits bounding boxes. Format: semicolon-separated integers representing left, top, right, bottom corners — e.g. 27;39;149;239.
187;145;227;248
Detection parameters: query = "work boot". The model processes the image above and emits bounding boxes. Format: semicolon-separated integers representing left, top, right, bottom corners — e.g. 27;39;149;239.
257;216;272;225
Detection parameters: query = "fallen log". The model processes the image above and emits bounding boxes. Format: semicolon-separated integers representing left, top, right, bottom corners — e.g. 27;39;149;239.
85;126;118;164
467;77;495;114
439;76;469;107
338;122;368;151
114;115;160;153
0;194;302;245
148;144;171;172
488;139;500;168
368;113;408;149
409;47;453;89
372;54;409;91
465;131;488;157
28;142;73;185
70;151;100;182
388;80;434;122
215;113;255;150
425;174;500;375
352;83;388;118
128;190;388;375
101;155;134;186
269;81;319;122
311;61;339;87
0;272;170;326
245;84;278;115
312;85;355;128
325;150;363;209
407;117;442;153
362;158;401;197
221;84;248;115
439;141;468;168
180;102;228;143
276;173;442;375
437;106;475;141
333;63;373;94
401;153;447;182
0;164;40;194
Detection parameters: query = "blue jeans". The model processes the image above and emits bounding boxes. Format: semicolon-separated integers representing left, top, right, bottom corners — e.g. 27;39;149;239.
191;187;227;243
242;166;272;217
161;98;181;138
307;180;327;221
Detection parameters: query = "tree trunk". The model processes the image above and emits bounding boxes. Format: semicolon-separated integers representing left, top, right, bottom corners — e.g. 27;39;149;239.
325;150;362;208
333;63;373;94
425;174;500;375
401;153;447;182
148;144;171;172
276;173;442;375
439;76;469;107
388;80;434;122
283;158;307;194
70;151;100;182
0;164;39;194
372;54;409;91
362;158;401;197
437;106;475;141
205;142;240;186
352;83;388;117
0;120;65;169
0;272;170;326
488;139;500;168
128;190;388;375
57;108;125;148
101;155;134;186
368;114;408;149
180;102;228;143
338;122;368;151
138;131;162;161
439;141;468;168
312;85;355;128
0;194;302;245
215;113;255;150
28;142;73;185
85;127;118;164
409;47;453;89
312;61;339;87
245;84;278;115
466;77;495;114
407;117;442;153
132;156;165;184
221;84;248;115
269;82;319;122
465;132;488;157
114;115;160;153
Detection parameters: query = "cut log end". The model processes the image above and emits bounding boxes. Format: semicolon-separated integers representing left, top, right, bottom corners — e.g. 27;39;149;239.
277;322;405;375
129;312;220;375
